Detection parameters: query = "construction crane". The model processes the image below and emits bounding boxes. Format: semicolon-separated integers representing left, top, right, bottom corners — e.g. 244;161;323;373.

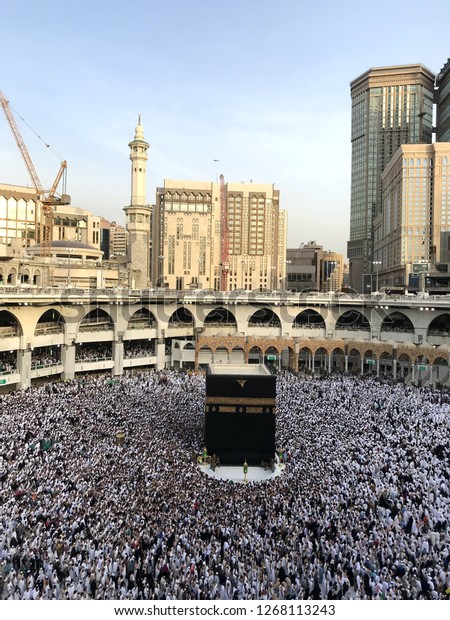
219;174;230;291
0;91;70;256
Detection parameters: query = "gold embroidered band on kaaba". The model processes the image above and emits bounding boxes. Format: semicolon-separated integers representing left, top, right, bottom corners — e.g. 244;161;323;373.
205;397;275;405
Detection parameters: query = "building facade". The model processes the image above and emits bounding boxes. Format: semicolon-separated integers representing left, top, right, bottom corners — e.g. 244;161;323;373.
348;64;435;293
286;243;323;291
52;204;101;250
321;251;344;292
436;58;450;142
0;184;39;248
286;243;343;292
109;221;128;258
153;179;286;292
374;142;450;288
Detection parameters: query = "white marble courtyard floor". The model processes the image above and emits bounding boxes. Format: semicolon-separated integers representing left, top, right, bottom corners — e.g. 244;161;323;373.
199;462;284;483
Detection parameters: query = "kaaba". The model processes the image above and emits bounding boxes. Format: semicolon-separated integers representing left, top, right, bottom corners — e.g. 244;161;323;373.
204;364;276;465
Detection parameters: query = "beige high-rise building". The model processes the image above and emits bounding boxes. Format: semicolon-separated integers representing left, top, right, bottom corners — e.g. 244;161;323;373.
321;251;344;292
153;179;286;291
374;142;450;287
109;221;128;258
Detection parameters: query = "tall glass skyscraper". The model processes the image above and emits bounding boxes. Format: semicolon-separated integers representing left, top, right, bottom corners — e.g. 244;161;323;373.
348;64;435;292
436;58;450;142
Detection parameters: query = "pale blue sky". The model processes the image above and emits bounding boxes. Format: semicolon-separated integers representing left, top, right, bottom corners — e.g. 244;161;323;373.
1;0;450;255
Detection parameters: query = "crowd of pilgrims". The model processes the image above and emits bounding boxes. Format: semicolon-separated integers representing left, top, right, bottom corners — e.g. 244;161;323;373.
0;370;449;601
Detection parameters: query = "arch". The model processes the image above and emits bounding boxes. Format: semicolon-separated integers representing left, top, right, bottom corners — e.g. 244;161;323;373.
263;345;280;370
183;342;195;350
347;348;362;373
432;355;449;386
7;268;17;285
168;306;195;326
127;308;157;330
199;345;213;354
248;345;263;364
381;311;414;334
0;310;22;338
397;353;412;379
293;309;325;328
79;308;114;332
34;308;65;336
198;345;213;369
331;347;345;373
248;307;281;327
214;346;229;363
314;347;329;373
363;349;376;374
264;345;280;355
379;351;394;376
230;346;245;364
428;313;450;338
204;307;237;327
415;354;429;364
33;269;42;286
336;310;370;331
173;342;181;349
433;356;448;366
298;346;313;372
20;268;31;285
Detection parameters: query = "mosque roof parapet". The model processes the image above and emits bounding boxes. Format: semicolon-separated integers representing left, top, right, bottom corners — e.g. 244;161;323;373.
437;58;450;85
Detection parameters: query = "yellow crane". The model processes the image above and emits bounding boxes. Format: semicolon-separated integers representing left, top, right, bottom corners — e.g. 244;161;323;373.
0;91;70;256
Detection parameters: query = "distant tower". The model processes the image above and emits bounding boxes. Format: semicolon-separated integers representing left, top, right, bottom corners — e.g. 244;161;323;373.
123;116;151;288
348;65;435;292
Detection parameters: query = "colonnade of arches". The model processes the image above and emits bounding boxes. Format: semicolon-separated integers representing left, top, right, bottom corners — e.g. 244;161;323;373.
195;338;450;384
1;302;450;389
1;305;450;341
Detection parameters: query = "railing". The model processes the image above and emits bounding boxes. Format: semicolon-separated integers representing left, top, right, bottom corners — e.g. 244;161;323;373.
79;322;113;332
167;322;194;328
381;326;415;333
203;322;237;328
124;352;155;359
31;361;62;370
127;322;157;329
292;323;325;329
335;324;370;331
34;323;64;335
75;356;113;363
0;327;19;338
248;322;281;328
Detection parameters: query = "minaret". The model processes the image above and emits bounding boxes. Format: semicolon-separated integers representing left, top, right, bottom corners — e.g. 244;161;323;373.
123;116;152;289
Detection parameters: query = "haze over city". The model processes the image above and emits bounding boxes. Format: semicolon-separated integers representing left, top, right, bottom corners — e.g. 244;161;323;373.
2;0;450;256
